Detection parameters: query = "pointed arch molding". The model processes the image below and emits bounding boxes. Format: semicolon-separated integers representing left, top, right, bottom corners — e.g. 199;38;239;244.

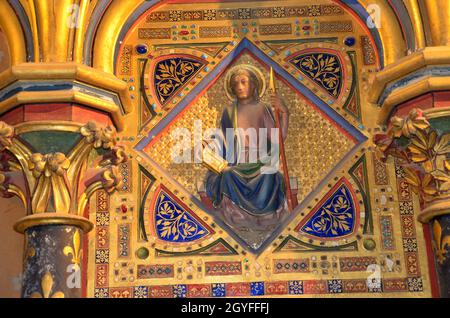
0;0;412;70
0;1;27;65
86;0;409;74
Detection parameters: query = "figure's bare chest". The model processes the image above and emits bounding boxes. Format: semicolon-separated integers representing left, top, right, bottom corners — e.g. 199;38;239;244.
236;105;265;129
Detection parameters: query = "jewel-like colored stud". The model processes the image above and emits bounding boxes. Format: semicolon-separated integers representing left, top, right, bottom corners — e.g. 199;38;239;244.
136;44;148;55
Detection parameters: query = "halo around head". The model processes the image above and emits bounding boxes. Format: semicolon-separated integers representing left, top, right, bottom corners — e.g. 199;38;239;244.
224;64;266;101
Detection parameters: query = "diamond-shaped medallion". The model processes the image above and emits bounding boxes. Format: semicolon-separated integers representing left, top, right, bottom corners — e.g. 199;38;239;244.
136;39;366;253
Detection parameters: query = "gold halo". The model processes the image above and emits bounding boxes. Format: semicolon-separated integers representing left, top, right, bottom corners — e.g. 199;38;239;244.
224;64;267;101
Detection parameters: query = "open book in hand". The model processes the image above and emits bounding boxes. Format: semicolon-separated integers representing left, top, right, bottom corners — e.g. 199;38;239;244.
201;140;228;174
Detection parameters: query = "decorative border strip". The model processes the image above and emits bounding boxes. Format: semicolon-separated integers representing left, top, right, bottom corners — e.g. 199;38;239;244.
94;276;424;298
94;190;110;289
145;5;344;23
394;160;422;278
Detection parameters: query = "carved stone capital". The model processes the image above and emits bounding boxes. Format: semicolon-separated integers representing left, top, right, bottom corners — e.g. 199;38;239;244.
0;121;128;224
29;153;70;178
374;108;450;222
80;122;117;150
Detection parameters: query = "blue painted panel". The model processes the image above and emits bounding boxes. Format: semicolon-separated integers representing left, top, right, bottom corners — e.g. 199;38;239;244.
301;181;356;238
289;52;343;98
154;188;210;243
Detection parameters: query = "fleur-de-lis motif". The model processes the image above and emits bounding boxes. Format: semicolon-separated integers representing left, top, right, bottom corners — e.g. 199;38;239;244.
30;272;65;298
63;230;83;266
432;220;450;265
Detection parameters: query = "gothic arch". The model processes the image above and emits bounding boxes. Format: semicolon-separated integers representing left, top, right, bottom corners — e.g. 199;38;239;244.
90;0;409;74
0;1;27;65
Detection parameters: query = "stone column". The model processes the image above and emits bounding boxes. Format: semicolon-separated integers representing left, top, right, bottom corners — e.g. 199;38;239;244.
16;220;91;298
428;212;450;297
0;119;127;298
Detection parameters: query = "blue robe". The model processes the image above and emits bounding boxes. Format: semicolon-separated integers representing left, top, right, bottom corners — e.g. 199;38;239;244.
205;102;286;215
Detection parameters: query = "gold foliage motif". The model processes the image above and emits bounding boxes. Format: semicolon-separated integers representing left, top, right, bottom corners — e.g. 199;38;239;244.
100;145;128;167
68;122;128;216
291;53;342;97
29;152;71;214
0;149;27;207
374;108;450;203
29;153;70;178
300;181;356;238
154;58;203;104
101;166;123;194
80;122;117;150
30;272;64;298
154;188;209;243
0;121;14;150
